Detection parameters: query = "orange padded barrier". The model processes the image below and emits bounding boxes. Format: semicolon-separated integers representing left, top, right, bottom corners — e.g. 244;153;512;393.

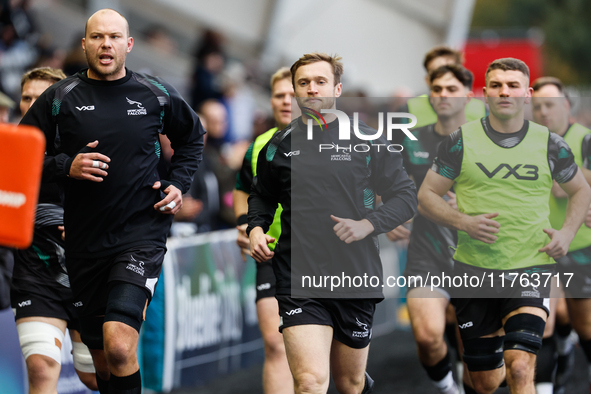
0;124;45;248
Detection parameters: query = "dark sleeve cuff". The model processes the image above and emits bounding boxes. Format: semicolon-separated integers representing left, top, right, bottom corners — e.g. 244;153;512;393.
160;179;185;194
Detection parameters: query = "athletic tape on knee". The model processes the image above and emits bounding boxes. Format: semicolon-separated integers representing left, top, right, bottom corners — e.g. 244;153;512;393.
72;341;96;373
503;314;545;354
463;336;504;372
104;283;147;332
17;322;65;363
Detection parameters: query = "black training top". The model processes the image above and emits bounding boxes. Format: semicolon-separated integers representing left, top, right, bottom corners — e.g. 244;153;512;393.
247;117;417;298
21;68;205;259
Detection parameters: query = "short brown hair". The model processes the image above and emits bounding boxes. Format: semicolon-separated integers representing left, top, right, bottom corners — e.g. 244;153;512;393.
290;52;343;88
532;76;565;94
21;67;66;90
485;58;530;82
270;67;291;90
429;64;474;90
423;46;463;71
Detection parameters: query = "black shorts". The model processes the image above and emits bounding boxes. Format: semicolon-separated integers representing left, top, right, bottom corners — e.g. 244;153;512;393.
276;295;377;349
256;260;276;302
556;244;591;298
453;296;550;341
11;287;80;331
67;245;166;317
451;261;552;340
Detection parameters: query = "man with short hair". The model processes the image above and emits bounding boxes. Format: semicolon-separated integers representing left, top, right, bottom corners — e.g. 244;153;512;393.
19;67;66;114
233;67;294;394
20;9;205;394
248;52;417;394
406;45;485;129
402;64;474;394
532;76;591;393
418;58;591;393
11;67;99;394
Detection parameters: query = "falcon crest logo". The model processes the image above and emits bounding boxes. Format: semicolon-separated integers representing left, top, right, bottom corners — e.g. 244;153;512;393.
126;97;147;115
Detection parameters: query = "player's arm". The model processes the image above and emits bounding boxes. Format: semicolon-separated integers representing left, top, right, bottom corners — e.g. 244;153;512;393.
247;143;280;263
19;87;70;182
418;129;500;244
333;133;418;244
234;142;255;258
155;79;206;214
418;171;499;244
386;136;415;242
581;134;591;227
541;134;591;257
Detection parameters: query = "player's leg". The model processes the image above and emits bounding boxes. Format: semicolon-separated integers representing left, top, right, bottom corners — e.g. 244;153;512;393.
462;335;506;394
535;281;559;394
553;294;573;394
257;296;293;394
16;316;67;394
455;298;505;394
256;261;293;393
99;246;165;393
102;282;147;393
327;298;377;394
69;329;98;390
282;324;333;394
407;288;458;393
566;298;591;388
330;340;371;394
502;306;547;394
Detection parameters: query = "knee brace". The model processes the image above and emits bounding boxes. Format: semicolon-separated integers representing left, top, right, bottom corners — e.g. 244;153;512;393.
79;315;105;350
72;340;96;373
16;322;65;364
503;314;545;354
104;282;147;333
463;336;504;372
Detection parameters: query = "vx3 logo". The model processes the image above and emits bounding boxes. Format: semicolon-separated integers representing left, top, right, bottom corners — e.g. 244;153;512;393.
284;150;300;157
458;321;473;329
286;308;302;316
76;105;95;111
476;163;539;180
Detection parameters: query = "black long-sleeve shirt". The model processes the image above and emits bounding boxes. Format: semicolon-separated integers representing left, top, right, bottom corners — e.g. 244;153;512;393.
247;117;417;298
20;68;205;258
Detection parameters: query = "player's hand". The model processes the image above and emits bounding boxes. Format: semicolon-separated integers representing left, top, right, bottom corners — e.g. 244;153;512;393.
69;140;111;182
464;212;500;244
331;215;374;244
386;223;411;242
58;225;65;241
249;227;275;263
585;205;591;228
445;191;458;210
236;223;251;261
539;228;574;259
153;182;182;214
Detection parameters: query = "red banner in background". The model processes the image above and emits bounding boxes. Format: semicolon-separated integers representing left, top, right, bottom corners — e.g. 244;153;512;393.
464;38;543;96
